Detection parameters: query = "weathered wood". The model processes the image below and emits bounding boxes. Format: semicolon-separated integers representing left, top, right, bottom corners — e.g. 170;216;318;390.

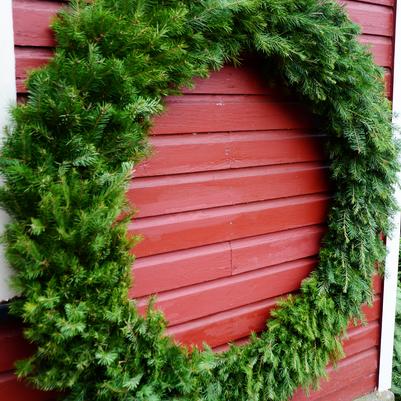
13;0;63;47
152;95;315;135
130;194;329;257
342;1;393;37
345;0;393;7
359;35;393;67
167;294;381;349
311;373;376;401
134;131;326;177
129;163;329;218
15;47;53;93
130;225;327;297
168;297;277;348
292;348;378;401
131;243;232;297
136;258;317;325
231;225;326;275
182;64;281;95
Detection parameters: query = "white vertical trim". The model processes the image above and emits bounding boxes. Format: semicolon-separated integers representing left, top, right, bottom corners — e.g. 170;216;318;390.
378;0;401;391
0;0;16;302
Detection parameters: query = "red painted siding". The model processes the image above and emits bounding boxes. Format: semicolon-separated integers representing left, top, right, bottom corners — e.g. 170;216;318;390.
1;0;395;400
0;322;53;401
13;0;395;96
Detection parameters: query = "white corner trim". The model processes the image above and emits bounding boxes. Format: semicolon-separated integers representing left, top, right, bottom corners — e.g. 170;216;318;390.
378;0;401;391
0;0;16;302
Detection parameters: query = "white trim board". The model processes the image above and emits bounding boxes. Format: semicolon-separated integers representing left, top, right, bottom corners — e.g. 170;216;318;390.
0;0;17;302
378;0;401;391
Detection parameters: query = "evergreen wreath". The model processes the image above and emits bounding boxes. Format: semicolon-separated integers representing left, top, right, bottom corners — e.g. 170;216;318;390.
1;0;399;400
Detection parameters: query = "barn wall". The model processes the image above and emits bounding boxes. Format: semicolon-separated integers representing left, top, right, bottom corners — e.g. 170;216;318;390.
0;1;395;400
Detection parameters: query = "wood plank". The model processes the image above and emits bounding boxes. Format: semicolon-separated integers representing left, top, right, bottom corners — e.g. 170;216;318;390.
129;163;329;218
182;65;279;95
152;96;315;135
342;321;380;358
130;194;329;257
342;1;393;37
0;372;53;401
185;58;391;98
13;0;63;47
135;258;317;325
291;348;378;401
213;314;380;354
168;292;380;349
361;295;382;320
135;133;231;177
228;132;326;169
15;51;393;98
373;274;383;294
134;131;326;178
15;47;53;93
312;373;377;401
131;242;231;297
131;225;327;297
214;322;379;358
349;0;393;7
231;225;326;275
0;324;33;374
359;35;393;67
168;297;277;348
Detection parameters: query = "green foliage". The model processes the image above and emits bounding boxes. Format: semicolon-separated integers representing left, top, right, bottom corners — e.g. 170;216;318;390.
1;0;398;400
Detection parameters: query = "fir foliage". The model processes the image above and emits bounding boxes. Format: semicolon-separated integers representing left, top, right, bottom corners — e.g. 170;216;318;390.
1;0;399;400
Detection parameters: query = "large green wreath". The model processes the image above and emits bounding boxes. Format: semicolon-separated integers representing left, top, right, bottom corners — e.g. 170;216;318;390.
2;0;399;400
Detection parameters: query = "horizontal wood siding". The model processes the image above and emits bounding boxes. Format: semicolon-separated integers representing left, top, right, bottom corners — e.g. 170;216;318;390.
134;130;327;177
2;0;394;400
13;0;394;96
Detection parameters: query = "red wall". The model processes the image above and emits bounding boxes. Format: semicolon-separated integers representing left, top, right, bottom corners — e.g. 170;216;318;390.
0;0;395;400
